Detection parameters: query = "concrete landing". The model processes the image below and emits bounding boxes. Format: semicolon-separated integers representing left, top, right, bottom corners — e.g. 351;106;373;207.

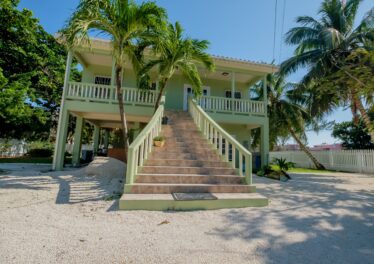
119;193;269;211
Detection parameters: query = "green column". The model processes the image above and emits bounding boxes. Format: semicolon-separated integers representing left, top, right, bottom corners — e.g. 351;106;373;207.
93;125;100;155
260;119;270;167
52;50;73;170
132;122;141;141
72;116;84;166
53;108;69;170
104;129;109;150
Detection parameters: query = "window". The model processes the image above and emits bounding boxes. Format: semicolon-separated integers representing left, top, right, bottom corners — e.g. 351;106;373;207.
94;76;111;85
225;90;242;99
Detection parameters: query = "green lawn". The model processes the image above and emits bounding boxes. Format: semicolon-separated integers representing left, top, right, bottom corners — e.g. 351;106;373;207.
270;165;336;174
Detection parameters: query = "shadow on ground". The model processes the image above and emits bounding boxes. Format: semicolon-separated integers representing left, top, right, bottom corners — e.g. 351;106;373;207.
205;173;374;263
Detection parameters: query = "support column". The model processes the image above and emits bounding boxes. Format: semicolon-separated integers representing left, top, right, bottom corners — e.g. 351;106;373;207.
72;116;84;166
132;122;141;141
231;71;236;99
52;50;73;170
93;125;100;155
104;129;109;150
263;76;268;115
260;120;270;167
111;59;116;86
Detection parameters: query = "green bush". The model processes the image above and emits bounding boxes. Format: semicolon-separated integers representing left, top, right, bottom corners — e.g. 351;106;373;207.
28;148;53;157
26;141;54;157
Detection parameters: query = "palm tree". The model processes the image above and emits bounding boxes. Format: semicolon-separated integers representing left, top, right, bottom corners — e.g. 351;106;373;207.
281;0;374;141
138;22;215;110
60;0;167;161
251;74;326;170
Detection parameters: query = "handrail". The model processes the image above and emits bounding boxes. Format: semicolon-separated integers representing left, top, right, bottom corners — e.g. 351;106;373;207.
66;81;159;105
125;96;165;186
189;97;252;184
198;95;266;115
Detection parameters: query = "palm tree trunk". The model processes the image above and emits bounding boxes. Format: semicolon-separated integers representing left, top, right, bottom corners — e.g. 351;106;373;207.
115;65;129;162
154;79;168;112
289;128;326;170
351;88;374;142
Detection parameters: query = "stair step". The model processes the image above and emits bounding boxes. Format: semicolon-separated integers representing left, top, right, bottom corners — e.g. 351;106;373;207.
119;193;268;210
140;166;236;175
152;147;217;155
126;183;256;194
148;152;221;160
145;159;229;167
136;173;243;184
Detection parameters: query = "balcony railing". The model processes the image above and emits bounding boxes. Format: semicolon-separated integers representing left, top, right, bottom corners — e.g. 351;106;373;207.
198;95;266;116
65;82;159;106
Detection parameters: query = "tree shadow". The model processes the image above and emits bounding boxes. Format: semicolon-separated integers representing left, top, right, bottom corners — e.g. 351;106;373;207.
207;173;374;263
0;165;124;206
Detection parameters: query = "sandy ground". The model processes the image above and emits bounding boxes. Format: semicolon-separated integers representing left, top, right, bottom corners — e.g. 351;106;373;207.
0;160;373;264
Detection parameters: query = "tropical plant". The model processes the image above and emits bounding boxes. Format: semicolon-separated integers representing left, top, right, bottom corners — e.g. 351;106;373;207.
281;0;374;141
138;22;215;110
273;157;295;172
251;73;326;170
61;0;167;161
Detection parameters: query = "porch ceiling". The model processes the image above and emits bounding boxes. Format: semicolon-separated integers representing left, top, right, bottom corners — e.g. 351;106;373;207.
70;111;151;128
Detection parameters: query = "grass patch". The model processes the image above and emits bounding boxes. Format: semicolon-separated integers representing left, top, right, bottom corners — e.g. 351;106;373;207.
270;165;335;173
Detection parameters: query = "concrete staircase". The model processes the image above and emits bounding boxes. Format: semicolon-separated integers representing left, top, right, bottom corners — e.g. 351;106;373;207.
120;111;268;210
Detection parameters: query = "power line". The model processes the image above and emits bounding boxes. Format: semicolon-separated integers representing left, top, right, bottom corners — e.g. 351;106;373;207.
272;0;278;65
279;0;287;63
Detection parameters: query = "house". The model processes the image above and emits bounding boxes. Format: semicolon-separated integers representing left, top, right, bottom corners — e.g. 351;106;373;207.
53;37;277;210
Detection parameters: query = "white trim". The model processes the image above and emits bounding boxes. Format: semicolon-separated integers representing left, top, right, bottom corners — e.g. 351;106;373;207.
183;84;210;111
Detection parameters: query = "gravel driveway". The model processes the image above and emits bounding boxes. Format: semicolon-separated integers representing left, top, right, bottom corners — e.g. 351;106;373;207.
0;163;373;264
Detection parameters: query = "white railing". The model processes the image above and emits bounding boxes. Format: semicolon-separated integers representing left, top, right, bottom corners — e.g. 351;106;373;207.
270;150;374;174
198;95;266;115
66;81;159;105
125;97;165;187
189;98;253;184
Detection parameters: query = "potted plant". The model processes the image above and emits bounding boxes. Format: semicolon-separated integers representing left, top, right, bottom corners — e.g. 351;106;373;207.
153;136;165;147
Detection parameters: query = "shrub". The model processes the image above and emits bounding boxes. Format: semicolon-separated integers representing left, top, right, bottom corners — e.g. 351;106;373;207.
153;136;165;141
28;148;53;157
272;158;295;172
26;141;54;157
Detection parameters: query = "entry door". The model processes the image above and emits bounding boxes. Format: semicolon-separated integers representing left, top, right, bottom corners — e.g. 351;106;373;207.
183;84;210;111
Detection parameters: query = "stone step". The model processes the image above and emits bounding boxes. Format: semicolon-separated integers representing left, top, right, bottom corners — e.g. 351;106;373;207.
140;166;237;175
119;193;268;210
145;159;229;167
163;141;211;148
126;183;256;194
135;173;243;184
148;152;221;160
152;147;217;155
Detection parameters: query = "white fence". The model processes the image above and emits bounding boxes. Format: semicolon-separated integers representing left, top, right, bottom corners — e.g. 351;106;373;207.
270;150;374;174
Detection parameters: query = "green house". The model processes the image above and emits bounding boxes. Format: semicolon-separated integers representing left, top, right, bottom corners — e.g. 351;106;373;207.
53;37;277;210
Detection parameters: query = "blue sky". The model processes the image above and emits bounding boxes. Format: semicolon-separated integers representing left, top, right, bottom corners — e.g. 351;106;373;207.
19;0;373;146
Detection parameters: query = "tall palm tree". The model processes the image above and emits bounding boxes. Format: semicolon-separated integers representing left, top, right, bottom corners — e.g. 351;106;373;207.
251;74;326;170
60;0;167;161
138;22;215;110
281;0;374;141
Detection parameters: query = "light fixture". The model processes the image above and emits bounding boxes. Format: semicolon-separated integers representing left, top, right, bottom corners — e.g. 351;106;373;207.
222;72;229;76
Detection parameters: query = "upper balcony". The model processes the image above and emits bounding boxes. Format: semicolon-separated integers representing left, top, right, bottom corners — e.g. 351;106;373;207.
198;95;266;117
64;82;267;119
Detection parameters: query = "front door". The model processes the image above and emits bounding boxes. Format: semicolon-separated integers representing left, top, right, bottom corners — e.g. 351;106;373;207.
183;84;210;111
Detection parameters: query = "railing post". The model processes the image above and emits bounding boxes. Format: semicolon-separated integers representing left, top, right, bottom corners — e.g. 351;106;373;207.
245;154;252;185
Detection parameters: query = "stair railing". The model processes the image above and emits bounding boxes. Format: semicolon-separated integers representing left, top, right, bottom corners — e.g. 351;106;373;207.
189;97;252;184
125;96;165;186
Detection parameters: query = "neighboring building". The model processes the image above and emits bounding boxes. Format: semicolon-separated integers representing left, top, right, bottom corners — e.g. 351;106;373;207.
310;143;343;151
52;37;276;210
275;144;301;151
